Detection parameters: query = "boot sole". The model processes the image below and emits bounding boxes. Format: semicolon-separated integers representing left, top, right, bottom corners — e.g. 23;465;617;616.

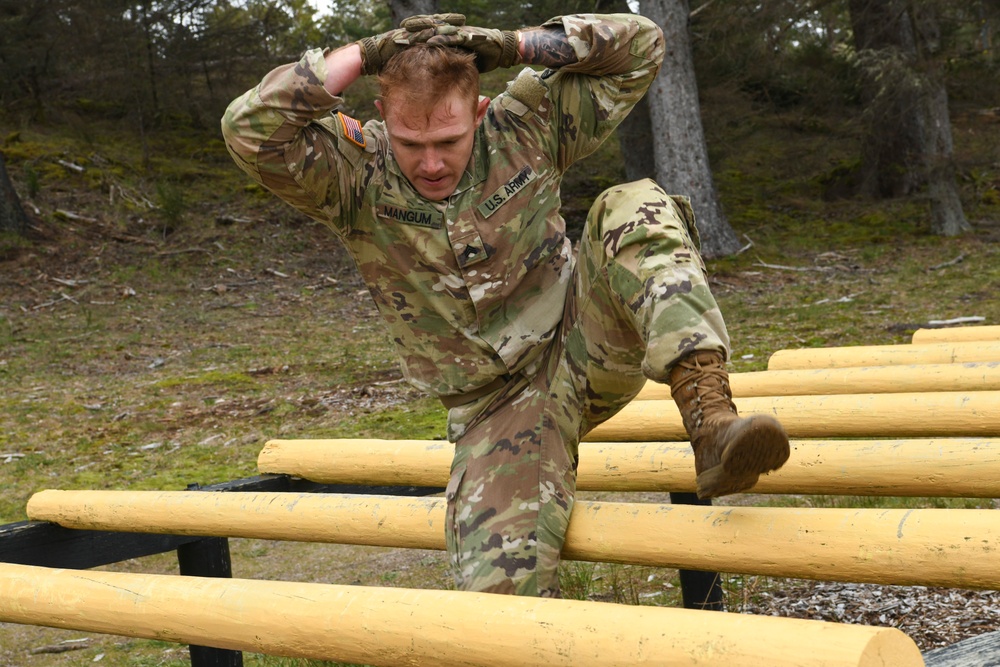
696;415;790;499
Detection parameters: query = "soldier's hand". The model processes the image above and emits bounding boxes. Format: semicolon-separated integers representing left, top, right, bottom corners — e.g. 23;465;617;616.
400;13;466;35
357;14;466;76
426;25;521;73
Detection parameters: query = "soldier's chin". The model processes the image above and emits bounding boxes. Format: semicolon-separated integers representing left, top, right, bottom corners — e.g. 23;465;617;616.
416;177;453;201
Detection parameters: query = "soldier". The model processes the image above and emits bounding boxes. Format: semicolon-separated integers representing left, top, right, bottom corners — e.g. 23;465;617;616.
222;13;789;597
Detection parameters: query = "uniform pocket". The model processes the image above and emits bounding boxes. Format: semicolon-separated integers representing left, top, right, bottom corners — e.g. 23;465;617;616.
444;461;467;575
669;194;702;251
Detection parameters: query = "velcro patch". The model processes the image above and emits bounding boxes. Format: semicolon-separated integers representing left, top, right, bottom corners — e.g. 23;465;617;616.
377;204;443;229
477;165;536;219
337;112;366;149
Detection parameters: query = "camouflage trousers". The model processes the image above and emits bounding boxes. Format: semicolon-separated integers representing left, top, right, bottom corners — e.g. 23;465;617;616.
444;179;730;596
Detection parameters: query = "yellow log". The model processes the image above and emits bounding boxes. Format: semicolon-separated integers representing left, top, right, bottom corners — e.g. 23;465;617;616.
26;490;1000;589
585;391;1000;441
767;341;1000;370
912;325;1000;344
0;563;923;667
635;362;1000;401
259;438;455;488
259;437;1000;497
580;438;1000;496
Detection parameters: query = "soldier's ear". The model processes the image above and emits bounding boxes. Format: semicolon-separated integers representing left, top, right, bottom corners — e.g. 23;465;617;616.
475;96;490;127
374;99;384;119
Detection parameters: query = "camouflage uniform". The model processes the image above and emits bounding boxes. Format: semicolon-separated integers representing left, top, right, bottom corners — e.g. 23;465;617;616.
223;14;729;597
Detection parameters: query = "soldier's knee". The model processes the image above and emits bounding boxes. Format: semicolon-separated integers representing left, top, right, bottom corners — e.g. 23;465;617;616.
586;178;680;240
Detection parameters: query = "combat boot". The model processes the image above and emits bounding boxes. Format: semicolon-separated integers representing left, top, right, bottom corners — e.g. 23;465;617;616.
668;350;789;498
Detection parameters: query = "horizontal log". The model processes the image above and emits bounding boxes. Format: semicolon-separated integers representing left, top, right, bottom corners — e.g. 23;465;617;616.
912;325;1000;344
923;629;1000;667
258;438;454;487
26;490;1000;589
767;341;1000;370
258;437;1000;497
635;362;1000;401
585;391;1000;441
0;563;922;667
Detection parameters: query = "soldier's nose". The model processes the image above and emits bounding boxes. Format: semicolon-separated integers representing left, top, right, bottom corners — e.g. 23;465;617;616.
421;150;444;173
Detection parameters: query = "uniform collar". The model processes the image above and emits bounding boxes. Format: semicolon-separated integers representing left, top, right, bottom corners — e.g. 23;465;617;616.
453;123;491;195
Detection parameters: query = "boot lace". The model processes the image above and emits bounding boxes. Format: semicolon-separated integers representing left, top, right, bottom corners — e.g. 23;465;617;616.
675;356;737;428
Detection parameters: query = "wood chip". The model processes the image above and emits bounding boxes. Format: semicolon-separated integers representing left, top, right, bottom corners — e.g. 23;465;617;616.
743;579;1000;651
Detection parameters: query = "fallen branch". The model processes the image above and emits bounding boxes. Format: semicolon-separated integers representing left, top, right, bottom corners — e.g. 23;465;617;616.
216;214;253;225
51;277;88;288
930;254;966;270
31;294;75;310
753;258;832;273
811;293;863;306
31;638;91;654
109;232;159;247
55;159;85;173
156;247;210;257
927;316;985;326
735;234;754;256
55;209;97;223
709;277;741;289
305;276;340;290
886;316;986;333
56;331;97;343
689;0;715;19
201;280;258;293
110;184;155;209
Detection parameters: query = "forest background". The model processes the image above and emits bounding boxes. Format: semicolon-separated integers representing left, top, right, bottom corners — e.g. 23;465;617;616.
2;1;1000;665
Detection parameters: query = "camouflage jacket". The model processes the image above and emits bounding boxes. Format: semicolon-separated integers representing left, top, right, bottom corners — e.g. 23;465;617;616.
222;14;664;398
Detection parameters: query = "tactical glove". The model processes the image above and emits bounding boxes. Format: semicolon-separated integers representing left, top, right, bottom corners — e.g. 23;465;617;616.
426;25;521;73
356;14;468;76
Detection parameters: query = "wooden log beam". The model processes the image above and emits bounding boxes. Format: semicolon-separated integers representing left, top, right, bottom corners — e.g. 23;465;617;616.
258;438;453;487
257;437;1000;497
585;392;1000;441
912;325;1000;344
25;490;1000;589
767;341;1000;370
923;629;1000;667
0;563;923;667
635;362;1000;401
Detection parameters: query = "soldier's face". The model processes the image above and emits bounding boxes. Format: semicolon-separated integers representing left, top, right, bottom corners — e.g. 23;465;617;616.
378;90;489;201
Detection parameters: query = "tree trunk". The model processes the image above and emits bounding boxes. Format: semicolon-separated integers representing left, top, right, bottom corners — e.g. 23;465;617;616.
596;0;657;183
389;0;439;27
617;97;658;183
0;152;29;236
848;0;969;235
139;1;160;116
925;82;969;236
641;0;742;258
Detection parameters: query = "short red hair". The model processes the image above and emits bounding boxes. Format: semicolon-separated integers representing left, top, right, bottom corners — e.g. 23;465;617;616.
378;44;480;117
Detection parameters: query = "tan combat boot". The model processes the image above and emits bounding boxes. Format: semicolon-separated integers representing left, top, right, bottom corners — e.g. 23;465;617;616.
668;350;789;498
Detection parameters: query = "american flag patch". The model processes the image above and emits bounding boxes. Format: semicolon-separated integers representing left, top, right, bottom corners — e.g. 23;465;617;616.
337;112;366;149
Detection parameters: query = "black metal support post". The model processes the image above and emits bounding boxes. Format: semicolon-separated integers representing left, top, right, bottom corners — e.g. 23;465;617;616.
669;492;724;611
177;537;243;667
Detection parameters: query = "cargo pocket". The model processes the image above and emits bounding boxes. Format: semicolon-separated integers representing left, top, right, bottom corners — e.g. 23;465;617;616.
669;194;707;273
443;462;467;580
669;195;702;250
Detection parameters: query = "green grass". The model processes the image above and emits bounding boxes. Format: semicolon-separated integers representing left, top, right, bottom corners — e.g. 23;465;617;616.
3;82;1000;664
